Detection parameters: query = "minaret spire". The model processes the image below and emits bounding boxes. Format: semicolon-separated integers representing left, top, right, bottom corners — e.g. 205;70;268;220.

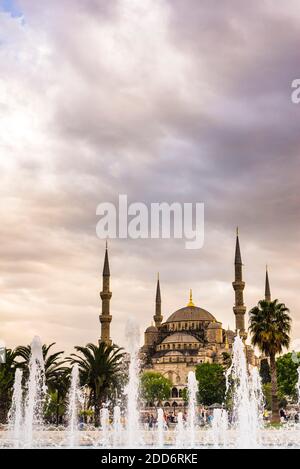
153;273;163;328
99;243;112;345
265;265;271;302
232;228;247;340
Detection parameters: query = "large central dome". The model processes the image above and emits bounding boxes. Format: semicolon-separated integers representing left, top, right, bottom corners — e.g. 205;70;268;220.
166;305;216;323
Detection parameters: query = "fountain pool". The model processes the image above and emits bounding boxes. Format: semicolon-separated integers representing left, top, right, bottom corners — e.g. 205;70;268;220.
1;334;300;449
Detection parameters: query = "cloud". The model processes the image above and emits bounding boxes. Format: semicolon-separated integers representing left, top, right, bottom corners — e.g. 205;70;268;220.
0;0;299;353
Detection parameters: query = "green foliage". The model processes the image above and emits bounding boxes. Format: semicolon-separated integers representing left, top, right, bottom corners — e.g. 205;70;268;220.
140;371;172;404
69;342;124;425
249;298;291;422
262;383;272;410
15;342;66;386
181;387;188;403
276;352;300;400
260;358;271;384
195;363;226;406
249;299;291;357
0;349;17;423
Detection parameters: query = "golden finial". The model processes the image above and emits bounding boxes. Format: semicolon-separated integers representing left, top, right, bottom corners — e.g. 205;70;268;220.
187;289;195;307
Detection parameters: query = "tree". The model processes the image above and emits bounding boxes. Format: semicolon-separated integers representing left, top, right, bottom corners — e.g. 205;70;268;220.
46;368;71;425
0;349;16;423
276;352;300;400
260;358;271;385
140;372;172;406
262;383;272;411
249;299;291;423
69;342;124;426
195;363;226;406
15;342;66;386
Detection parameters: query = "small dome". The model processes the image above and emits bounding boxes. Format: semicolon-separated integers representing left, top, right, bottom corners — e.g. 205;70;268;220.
166;306;216;323
145;325;158;333
207;321;222;329
162;333;199;344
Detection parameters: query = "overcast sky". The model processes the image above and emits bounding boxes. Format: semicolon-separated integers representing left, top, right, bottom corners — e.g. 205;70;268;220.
0;0;300;354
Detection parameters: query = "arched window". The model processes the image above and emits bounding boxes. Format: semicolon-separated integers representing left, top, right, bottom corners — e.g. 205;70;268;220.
171;387;179;398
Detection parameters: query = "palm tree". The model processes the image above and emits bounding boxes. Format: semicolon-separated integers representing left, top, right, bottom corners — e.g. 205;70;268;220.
0;349;17;423
46;368;71;425
15;342;66;386
249;299;291;423
69;342;124;426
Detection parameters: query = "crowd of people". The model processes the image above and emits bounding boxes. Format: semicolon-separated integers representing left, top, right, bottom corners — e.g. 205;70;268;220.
141;408;214;429
142;407;300;429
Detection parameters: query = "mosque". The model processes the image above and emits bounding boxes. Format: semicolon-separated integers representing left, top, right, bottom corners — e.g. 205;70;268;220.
98;232;266;405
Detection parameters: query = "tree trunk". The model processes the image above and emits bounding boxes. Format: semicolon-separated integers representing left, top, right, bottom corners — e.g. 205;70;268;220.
269;353;280;424
94;393;100;427
0;394;9;424
56;391;60;426
0;403;7;424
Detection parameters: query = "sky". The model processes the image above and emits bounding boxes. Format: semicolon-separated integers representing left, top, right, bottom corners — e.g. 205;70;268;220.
0;0;300;354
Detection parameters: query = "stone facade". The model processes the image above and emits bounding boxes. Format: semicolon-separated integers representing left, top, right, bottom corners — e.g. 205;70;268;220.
98;233;263;408
139;232;259;405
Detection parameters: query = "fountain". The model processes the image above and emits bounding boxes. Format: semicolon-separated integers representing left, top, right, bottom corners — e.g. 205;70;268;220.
157;408;165;447
124;320;141;448
66;364;80;448
175;412;185;447
211;409;228;448
23;336;46;448
226;334;262;448
113;406;122;447
2;334;300;448
99;407;110;447
187;371;198;447
8;368;23;448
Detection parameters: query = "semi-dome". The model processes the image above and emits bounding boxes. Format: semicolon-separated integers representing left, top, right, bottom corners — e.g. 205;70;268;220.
166;306;216;323
145;325;158;333
207;321;222;329
161;333;199;344
164;350;184;356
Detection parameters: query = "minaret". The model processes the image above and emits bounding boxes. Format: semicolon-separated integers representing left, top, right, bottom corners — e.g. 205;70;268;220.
99;243;112;345
153;274;163;328
232;228;247;339
265;266;271;302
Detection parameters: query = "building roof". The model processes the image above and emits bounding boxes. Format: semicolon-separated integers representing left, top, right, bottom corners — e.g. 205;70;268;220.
145;325;158;333
207;321;222;329
161;333;200;344
165;305;216;323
